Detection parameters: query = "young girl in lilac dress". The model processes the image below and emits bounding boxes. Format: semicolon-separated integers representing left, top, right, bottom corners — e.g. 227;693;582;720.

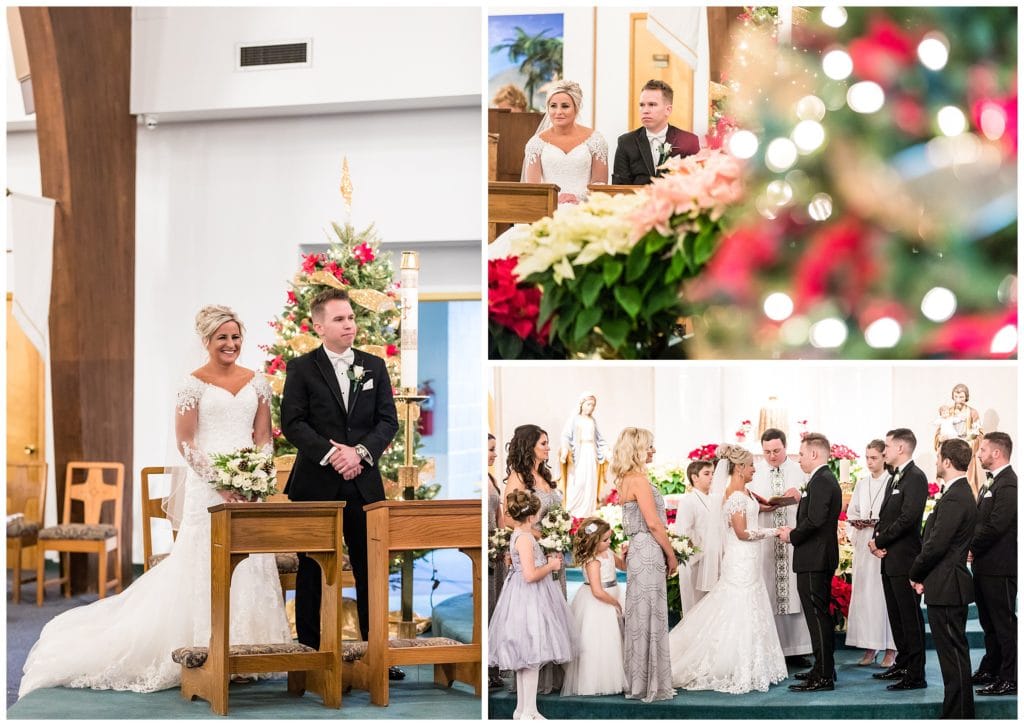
488;490;577;720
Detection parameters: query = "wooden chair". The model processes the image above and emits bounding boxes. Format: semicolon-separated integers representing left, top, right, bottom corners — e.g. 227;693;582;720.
36;462;124;605
7;462;47;603
345;500;482;706
488;182;559;243
140;466;177;571
174;502;346;715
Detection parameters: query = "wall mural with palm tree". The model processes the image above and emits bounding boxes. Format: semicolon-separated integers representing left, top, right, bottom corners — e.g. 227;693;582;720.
488;13;564;111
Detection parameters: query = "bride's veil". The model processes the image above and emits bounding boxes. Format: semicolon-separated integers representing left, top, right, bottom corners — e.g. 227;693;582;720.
696;457;730;592
519;80;583;183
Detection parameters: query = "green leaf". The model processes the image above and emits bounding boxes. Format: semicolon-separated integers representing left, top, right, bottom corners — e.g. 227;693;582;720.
647;284;680;316
580;272;604;308
644;231;671;256
693;223;717;267
625;244;651;283
664;251;687;283
602;259;624;287
538;286;561;328
497;330;523;359
600;318;630;350
573;305;603;343
614;285;642;319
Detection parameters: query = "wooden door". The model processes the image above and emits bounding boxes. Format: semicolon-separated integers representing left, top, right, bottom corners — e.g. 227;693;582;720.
7;294;47;569
629;13;695;132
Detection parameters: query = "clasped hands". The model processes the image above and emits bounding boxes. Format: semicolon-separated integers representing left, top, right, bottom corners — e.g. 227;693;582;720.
867;538;887;559
327;439;364;480
777;526;792;543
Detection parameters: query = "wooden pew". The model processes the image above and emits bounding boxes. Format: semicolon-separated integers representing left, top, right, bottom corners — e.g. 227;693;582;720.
351;500;482;706
488;108;544;181
488;182;559;243
176;502;345;715
588;183;646;197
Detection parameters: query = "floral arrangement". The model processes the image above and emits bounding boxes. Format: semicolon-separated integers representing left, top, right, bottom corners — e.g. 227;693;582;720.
490;149;744;359
488;527;512;564
209;447;277;500
826;443;864;484
538;505;573;578
648;463;689;495
922;481;943;528
488;258;563;359
668;531;699;566
829;575;853;624
735;419;752;441
687;443;720;462
593;503;626;550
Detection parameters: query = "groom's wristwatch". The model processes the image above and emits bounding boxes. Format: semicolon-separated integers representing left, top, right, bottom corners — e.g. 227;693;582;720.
355;444;373;465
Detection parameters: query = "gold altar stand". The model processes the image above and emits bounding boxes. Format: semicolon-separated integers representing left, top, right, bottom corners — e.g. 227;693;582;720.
346;499;482;706
177;502;345;716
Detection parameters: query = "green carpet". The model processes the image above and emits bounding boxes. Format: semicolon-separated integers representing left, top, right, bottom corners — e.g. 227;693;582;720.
432;593;475;644
487;649;1017;720
9;665;478;719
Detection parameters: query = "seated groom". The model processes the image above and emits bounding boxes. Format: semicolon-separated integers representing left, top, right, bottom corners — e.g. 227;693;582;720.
611;79;700;185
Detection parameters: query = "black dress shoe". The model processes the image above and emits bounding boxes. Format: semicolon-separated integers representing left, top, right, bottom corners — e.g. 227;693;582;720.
977;680;1016;696
488;674;505;689
795;669;836;681
388;666;406;681
873;667;907;680
887;678;927;691
789;677;834;692
786;655;813;668
971;670;998;685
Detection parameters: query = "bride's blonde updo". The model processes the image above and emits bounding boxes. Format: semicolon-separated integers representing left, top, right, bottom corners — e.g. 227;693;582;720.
547;80;583;111
611;427;653;481
195;305;246;344
717;444;753;474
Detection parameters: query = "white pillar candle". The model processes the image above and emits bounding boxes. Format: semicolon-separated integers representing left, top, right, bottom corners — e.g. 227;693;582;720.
779;5;792;46
400;251;419;390
839;459;850;483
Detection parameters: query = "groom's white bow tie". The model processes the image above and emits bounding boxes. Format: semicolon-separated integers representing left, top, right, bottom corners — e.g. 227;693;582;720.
327;348;355;368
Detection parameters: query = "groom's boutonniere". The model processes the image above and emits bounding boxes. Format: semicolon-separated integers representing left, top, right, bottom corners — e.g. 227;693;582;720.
656;141;674;168
346;365;366;385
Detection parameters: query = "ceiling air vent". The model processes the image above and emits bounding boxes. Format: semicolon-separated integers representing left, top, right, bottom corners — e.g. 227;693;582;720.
237;40;311;70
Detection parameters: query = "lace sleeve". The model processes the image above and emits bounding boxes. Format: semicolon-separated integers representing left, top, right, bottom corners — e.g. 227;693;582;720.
724;492;775;540
587;131;609;164
722;492;748;517
176;376;205;415
251;374;273;406
524;135;545;168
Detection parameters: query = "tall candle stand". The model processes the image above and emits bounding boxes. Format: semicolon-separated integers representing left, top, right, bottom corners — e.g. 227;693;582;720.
394;389;427;638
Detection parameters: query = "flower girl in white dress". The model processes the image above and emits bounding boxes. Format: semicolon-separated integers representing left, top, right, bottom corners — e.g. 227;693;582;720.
562;517;627;696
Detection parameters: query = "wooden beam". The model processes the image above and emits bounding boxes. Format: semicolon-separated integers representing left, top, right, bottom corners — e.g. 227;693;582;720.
20;7;136;591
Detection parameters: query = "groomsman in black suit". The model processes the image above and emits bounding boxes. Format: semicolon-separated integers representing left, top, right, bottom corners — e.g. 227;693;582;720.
611;79;700;185
909;439;978;718
779;432;843;692
281;289;402;678
869;428;929;690
971;432;1017;696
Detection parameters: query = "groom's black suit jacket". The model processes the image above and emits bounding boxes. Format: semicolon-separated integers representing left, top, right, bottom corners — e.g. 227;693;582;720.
611;125;700;185
789;465;842;572
909;478;976;606
971;465;1017;576
281;345;398;504
873;460;928;576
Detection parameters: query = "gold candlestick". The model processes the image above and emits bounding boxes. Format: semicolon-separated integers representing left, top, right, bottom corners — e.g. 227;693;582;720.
394;388;427;638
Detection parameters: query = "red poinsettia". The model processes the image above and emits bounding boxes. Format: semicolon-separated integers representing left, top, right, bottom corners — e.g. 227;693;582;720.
928;482;941;498
792;218;879;313
267;355;286;375
604;488;620;506
848;14;918;86
921;307;1017;358
570;517;585;536
386;344;398;357
830;444;859;461
301;252;325;274
688;443;719;461
839;510;848;522
488;257;548;342
665;508;677;527
353;242;376;265
286;290;298;306
692;223;780;304
829;575;852;618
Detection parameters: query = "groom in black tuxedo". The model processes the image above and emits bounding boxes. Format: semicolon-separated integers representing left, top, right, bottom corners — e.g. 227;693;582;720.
870;428;929;690
971;432;1017;697
611;79;700;185
281;289;400;674
910;438;978;718
780;432;842;692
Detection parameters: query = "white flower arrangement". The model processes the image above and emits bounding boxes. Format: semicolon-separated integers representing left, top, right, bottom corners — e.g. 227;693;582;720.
209;447;277;501
539;505;573;579
488;527;512;563
667;531;699;566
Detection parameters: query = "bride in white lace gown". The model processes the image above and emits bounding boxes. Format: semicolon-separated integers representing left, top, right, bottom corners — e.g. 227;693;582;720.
19;306;291;697
489;80;608;259
668;444;788;694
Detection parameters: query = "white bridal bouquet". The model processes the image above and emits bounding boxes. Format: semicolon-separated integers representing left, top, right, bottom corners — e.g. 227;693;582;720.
538;505;573;579
668;531;699;571
209;447;278;501
488;527;512;564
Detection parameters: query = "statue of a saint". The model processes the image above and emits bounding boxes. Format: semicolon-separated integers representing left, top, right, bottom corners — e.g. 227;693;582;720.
559;392;608;518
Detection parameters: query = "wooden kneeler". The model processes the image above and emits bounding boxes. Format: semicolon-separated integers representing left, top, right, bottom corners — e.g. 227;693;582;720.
345;500;482;706
177;502;346;716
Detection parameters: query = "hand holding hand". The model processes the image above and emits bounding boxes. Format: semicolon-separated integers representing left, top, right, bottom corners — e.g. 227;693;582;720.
777;526;792;543
784;487;802;500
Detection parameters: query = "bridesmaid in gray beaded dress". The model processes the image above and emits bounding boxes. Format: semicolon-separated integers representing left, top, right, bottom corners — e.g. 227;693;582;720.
503;424;568;694
615;427;678;703
487;434;508;689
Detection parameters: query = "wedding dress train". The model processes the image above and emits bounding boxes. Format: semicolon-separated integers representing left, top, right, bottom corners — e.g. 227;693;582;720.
668;491;788;694
19;377;291;697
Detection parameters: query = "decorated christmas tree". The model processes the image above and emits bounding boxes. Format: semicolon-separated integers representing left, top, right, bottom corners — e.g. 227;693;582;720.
262;190;438;499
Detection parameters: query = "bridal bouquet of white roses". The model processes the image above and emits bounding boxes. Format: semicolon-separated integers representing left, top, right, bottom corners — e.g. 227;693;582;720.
538;505;573;578
668;531;699;569
209;447;278;501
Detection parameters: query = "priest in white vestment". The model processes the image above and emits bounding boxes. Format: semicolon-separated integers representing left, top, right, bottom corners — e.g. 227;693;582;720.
673;460;715;614
748;428;813;660
845;439;897;666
